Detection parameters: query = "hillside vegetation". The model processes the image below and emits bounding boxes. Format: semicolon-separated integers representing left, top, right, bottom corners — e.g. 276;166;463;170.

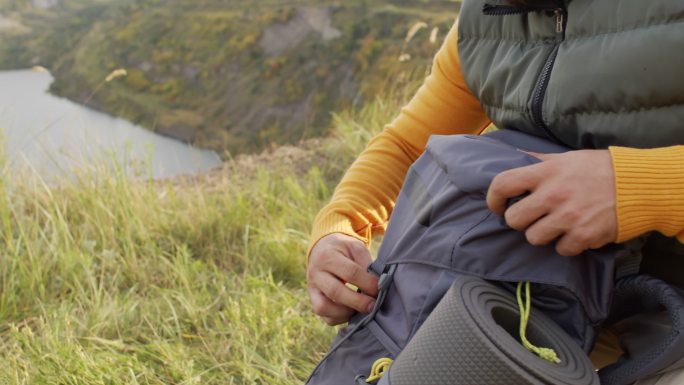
0;77;419;383
0;0;459;154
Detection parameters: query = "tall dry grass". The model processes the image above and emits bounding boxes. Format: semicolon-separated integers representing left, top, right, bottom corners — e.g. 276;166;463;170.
0;74;421;384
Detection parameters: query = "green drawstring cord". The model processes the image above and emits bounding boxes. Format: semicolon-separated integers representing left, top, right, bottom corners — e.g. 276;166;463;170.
355;357;393;384
516;281;561;364
365;357;393;383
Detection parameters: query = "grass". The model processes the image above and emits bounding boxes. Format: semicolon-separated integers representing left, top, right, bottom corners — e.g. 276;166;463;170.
0;78;417;384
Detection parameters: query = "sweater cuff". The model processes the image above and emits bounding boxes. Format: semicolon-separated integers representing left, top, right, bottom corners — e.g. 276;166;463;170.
307;212;371;261
609;146;684;242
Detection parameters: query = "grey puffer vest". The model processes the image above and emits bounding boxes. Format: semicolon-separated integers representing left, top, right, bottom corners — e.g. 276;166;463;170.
458;0;684;150
458;0;684;287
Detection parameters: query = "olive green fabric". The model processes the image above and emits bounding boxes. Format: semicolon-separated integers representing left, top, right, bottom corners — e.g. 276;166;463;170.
457;0;684;150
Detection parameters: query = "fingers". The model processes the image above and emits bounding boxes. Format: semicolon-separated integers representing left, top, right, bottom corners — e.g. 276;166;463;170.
520;205;602;254
346;238;373;266
520;206;614;256
555;232;589;257
526;210;610;256
312;271;376;314
487;164;544;215
523;214;564;246
309;235;378;294
555;226;611;257
504;194;549;231
307;234;381;325
344;241;378;297
308;287;354;326
334;255;379;297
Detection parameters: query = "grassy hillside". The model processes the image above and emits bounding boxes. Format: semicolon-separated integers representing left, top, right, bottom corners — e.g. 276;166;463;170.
0;0;460;154
0;74;419;383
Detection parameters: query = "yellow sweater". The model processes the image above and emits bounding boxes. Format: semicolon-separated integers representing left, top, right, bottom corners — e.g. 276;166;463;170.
310;22;684;256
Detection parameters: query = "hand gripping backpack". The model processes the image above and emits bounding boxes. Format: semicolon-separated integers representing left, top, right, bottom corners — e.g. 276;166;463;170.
306;129;684;385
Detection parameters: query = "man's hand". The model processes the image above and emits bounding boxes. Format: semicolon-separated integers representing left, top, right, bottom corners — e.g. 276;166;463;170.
307;233;379;326
486;150;618;256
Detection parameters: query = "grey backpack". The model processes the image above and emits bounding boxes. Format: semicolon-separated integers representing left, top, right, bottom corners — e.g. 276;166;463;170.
306;130;684;385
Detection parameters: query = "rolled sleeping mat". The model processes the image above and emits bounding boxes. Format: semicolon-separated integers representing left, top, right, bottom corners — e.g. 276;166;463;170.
378;276;599;385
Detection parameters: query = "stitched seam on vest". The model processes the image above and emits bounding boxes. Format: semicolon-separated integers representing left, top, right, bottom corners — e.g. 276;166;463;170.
556;102;684;118
459;35;552;45
566;17;684;42
479;101;529;114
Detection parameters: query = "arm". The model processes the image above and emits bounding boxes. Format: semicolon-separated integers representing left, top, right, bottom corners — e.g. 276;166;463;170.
307;23;491;325
310;23;491;252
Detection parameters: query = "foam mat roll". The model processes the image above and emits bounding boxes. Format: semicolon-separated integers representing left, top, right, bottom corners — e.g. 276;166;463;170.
382;276;599;385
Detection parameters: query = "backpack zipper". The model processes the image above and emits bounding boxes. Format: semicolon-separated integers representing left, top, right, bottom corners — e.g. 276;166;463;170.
484;5;568;146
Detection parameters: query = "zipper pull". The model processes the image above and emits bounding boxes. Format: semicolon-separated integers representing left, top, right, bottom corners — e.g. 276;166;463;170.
554;9;564;34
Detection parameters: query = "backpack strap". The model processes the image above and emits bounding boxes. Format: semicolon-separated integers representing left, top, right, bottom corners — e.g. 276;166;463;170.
599;275;684;385
614;237;646;280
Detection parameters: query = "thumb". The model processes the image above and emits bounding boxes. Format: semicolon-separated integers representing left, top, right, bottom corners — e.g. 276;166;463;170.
345;239;378;297
346;239;373;267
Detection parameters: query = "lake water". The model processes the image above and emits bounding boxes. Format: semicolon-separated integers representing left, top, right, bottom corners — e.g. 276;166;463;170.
0;69;222;181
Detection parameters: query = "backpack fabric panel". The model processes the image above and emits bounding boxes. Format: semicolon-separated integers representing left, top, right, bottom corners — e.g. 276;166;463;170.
306;130;633;384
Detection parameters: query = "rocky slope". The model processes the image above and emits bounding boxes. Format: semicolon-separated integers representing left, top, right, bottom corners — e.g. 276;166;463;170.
0;0;460;155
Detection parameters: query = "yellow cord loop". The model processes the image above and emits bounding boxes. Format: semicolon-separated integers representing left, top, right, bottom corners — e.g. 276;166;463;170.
516;281;561;364
366;357;393;383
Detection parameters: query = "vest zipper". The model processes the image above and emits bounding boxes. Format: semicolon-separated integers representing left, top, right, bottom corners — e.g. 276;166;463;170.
482;4;552;16
530;8;566;145
484;5;568;145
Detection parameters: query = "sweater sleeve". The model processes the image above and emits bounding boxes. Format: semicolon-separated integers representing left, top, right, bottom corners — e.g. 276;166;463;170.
609;145;684;243
308;22;491;256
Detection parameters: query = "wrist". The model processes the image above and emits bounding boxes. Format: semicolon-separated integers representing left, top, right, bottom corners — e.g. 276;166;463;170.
308;212;370;261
